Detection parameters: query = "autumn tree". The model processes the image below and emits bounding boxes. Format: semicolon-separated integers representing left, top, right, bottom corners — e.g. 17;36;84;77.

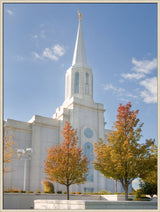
3;128;16;173
44;121;89;200
94;102;155;200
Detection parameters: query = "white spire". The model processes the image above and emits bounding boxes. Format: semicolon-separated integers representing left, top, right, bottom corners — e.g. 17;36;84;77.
72;20;88;67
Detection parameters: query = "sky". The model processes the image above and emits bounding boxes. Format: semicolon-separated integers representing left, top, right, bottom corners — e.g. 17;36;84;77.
3;3;157;190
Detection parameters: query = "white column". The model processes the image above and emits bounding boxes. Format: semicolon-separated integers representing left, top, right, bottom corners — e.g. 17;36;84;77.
29;124;41;191
23;159;27;191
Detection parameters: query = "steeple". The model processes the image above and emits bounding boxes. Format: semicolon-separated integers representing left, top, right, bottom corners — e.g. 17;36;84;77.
72;11;88;67
63;11;93;104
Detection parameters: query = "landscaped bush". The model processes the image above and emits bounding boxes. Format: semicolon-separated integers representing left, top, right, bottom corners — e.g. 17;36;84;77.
76;192;81;194
83;192;89;195
4;187;20;193
134;193;150;201
57;190;62;194
64;191;67;194
140;196;151;201
132;188;136;195
27;191;34;193
134;189;142;201
99;190;111;195
41;180;54;193
36;190;41;194
71;192;75;194
20;190;26;193
93;192;98;195
115;192;120;194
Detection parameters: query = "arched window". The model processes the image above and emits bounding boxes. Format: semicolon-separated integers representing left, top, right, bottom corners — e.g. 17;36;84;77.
74;72;79;93
85;73;89;94
84;142;94;182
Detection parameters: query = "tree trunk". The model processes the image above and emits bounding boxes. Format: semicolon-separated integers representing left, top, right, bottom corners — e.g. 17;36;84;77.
115;180;117;193
124;185;128;201
67;185;69;200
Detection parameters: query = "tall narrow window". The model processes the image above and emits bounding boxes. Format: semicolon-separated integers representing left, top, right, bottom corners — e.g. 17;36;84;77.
84;142;94;182
74;72;79;93
85;73;89;94
66;74;69;98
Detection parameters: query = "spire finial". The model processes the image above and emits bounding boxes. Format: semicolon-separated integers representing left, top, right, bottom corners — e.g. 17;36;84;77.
77;9;82;22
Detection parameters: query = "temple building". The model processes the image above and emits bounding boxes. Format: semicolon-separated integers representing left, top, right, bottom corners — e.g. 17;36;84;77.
4;13;131;194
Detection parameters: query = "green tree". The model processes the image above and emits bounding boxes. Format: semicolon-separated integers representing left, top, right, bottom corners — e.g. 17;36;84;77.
94;102;155;200
139;140;157;198
140;181;157;198
44;121;89;200
140;139;157;184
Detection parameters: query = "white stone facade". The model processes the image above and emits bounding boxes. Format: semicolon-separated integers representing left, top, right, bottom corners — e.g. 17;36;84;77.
4;18;131;194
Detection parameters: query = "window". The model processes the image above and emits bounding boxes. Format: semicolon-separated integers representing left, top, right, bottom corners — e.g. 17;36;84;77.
84;142;94;182
85;73;89;94
84;128;93;138
74;72;79;93
66;74;69;97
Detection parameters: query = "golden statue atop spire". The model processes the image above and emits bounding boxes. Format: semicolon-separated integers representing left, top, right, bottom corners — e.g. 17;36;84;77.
77;9;82;22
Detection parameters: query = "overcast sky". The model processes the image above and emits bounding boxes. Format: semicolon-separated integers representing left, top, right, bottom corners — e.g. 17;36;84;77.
4;3;157;190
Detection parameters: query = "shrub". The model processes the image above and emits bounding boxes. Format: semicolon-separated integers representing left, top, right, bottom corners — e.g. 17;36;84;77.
132;188;136;194
115;192;120;194
41;180;54;193
133;190;150;201
76;192;81;194
134;189;142;200
99;190;111;195
36;190;41;194
27;191;34;193
57;191;62;194
4;188;19;193
140;196;151;201
20;190;26;193
93;192;98;195
71;192;75;194
11;189;19;193
83;192;89;195
64;191;67;194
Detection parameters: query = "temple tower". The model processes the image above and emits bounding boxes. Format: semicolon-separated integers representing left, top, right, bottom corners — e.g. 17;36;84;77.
65;14;93;105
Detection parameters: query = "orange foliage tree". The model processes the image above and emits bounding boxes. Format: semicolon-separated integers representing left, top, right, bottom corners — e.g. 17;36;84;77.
44;121;89;200
3;128;16;173
94;102;154;200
